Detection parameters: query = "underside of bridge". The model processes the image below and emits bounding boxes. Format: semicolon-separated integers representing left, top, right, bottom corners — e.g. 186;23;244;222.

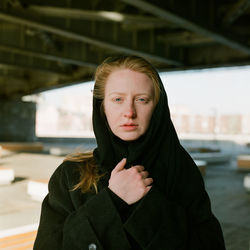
0;0;250;99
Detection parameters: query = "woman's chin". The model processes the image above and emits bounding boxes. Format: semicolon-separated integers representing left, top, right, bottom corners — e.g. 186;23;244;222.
117;132;141;142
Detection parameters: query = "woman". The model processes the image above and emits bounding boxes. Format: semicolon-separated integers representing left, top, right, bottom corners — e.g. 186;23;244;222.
34;55;225;249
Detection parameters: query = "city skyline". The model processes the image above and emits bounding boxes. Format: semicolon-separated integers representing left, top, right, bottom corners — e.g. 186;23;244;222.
36;94;250;145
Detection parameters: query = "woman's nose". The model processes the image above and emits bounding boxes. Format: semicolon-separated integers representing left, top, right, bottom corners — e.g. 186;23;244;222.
124;102;136;118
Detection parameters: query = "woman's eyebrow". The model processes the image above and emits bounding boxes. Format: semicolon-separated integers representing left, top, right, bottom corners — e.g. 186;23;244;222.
135;93;151;96
108;92;150;96
108;92;126;96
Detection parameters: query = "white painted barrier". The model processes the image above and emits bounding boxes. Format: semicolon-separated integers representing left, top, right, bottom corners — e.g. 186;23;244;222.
243;174;250;192
0;168;15;185
27;180;48;202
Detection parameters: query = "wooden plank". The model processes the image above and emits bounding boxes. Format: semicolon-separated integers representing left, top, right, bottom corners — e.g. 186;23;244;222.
238;161;250;169
0;231;36;242
0;142;43;152
16;243;34;250
238;155;250;170
0;231;36;249
0;236;35;248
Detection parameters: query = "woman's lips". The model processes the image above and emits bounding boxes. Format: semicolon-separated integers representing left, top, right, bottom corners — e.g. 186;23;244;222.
121;124;138;131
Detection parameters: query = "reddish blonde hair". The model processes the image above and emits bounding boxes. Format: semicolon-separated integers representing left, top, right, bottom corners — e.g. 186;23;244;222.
65;151;104;193
94;55;161;106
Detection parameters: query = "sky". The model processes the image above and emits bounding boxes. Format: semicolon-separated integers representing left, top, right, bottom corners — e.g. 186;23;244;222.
38;65;250;115
162;66;250;115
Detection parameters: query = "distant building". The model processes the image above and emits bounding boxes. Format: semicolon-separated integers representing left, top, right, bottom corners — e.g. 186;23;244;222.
170;105;250;137
241;115;250;134
218;115;242;134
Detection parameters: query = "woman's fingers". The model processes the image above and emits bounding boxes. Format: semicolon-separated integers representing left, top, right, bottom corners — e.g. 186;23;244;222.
140;170;149;179
133;165;144;172
145;185;152;193
131;166;152;186
144;177;153;186
132;166;149;179
112;158;126;173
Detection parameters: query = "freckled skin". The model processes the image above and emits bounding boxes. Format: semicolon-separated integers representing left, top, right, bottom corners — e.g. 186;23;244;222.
104;69;155;141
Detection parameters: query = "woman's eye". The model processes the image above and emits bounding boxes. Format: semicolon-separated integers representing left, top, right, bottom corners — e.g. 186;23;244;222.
137;98;148;102
114;97;122;102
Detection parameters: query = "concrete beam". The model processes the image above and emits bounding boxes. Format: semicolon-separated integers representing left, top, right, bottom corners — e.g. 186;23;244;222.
28;5;177;30
120;0;250;55
222;0;250;26
28;5;167;24
158;31;213;46
0;10;182;66
0;43;97;68
0;60;69;76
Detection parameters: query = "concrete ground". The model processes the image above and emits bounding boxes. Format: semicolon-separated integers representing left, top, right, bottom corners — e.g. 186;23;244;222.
0;152;64;235
0;145;250;250
205;163;250;250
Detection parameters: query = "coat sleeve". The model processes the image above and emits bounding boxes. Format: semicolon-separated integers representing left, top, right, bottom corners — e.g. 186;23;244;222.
123;185;225;250
34;162;130;250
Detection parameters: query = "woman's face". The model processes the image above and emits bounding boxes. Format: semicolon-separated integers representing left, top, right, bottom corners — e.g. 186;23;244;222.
103;68;155;141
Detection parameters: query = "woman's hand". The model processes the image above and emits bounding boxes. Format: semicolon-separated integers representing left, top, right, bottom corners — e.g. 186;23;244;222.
108;158;153;205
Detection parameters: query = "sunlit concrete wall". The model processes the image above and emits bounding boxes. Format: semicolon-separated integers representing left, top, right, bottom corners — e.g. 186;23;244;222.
0;100;36;142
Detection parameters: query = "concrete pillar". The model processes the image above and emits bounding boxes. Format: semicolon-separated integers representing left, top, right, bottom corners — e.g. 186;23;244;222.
0;100;36;142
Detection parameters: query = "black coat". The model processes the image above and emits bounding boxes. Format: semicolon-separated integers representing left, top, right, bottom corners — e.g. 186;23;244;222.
34;160;225;250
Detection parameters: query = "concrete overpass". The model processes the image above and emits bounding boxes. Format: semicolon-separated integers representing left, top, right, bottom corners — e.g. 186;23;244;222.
1;0;250;141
